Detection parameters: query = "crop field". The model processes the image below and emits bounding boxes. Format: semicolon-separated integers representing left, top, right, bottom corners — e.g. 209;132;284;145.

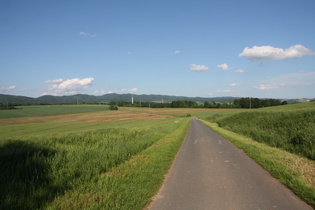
0;105;242;209
120;106;243;117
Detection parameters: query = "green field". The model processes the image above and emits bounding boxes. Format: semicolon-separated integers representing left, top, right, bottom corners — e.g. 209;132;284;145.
1;104;314;208
0;105;108;119
0;105;192;209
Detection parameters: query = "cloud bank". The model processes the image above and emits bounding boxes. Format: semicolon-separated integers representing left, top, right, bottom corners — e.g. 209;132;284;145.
190;64;209;71
44;78;94;95
239;45;315;61
0;85;16;93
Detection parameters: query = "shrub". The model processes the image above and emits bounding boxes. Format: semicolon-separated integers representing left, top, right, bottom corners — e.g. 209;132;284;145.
109;105;119;110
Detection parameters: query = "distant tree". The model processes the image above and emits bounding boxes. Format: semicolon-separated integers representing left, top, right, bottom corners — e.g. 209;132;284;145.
109;105;119;110
204;101;210;108
234;97;283;109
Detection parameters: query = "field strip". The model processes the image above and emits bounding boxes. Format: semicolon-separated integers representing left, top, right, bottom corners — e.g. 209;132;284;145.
120;107;243;115
0;110;173;125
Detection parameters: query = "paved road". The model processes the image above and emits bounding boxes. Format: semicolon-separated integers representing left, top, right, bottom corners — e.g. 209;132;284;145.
149;118;312;210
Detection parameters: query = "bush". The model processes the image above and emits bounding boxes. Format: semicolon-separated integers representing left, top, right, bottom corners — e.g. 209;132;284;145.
109;105;119;110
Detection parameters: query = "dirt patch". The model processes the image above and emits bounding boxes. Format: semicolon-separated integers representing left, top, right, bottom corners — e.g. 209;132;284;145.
0;110;174;125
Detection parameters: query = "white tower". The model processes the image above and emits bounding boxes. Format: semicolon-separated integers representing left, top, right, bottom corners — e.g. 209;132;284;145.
132;94;134;104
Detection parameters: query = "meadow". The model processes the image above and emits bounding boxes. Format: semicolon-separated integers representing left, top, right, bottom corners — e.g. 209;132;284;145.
0;105;242;209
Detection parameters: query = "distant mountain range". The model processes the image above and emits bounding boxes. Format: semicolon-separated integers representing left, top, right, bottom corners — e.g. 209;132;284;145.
0;93;238;104
0;93;305;104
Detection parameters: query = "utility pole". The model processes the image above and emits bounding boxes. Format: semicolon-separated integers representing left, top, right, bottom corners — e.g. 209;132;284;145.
249;97;251;109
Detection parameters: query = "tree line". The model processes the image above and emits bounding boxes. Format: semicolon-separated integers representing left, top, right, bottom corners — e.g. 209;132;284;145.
1;98;288;110
110;98;288;109
233;98;287;109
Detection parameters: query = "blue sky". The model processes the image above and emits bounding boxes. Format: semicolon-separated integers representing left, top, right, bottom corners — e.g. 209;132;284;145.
1;0;315;99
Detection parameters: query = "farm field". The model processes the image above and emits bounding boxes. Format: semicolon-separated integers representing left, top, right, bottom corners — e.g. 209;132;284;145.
0;105;109;119
0;105;242;209
120;106;243;117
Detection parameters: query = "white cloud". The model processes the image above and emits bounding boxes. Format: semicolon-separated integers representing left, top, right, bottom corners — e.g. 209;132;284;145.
239;45;315;61
190;64;209;71
253;84;284;90
174;50;182;54
45;78;63;83
94;90;105;95
229;83;238;87
44;78;94;95
79;31;96;37
0;85;16;93
253;71;315;90
217;63;230;70
121;88;138;93
235;69;246;73
216;89;234;93
128;88;138;92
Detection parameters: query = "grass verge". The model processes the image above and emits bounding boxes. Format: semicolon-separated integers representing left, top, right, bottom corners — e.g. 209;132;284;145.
46;118;191;209
200;119;315;207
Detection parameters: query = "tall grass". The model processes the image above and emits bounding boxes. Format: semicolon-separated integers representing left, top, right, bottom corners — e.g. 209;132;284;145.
204;102;315;160
0;118;186;209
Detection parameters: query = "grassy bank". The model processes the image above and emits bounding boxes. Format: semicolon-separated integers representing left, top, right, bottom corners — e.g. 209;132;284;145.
0;118;190;209
200;120;315;207
204;102;315;160
200;102;315;207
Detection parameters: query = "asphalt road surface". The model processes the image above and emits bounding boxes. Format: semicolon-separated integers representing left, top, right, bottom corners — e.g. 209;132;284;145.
149;118;312;210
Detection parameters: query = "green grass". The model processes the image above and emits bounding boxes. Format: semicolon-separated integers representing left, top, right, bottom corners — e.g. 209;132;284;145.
203;102;315;160
200;120;315;207
0;105;108;119
0;118;177;140
48;118;191;209
0;118;190;209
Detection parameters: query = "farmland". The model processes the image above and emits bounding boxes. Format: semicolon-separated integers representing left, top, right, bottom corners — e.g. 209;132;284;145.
0;105;241;209
2;104;314;208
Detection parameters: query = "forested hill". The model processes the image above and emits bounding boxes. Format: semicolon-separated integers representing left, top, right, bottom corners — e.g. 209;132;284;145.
0;93;239;104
